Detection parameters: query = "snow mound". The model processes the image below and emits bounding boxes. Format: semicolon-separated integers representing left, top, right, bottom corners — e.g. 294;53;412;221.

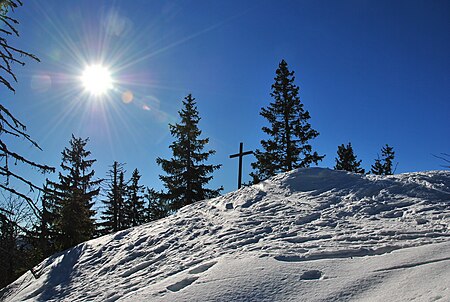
2;168;450;301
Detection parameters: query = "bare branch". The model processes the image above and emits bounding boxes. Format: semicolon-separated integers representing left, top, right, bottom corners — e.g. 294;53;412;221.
0;184;41;217
0;140;55;172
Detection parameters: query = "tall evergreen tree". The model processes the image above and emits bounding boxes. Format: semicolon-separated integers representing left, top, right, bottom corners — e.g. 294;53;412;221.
156;94;222;211
124;169;146;227
38;180;59;256
334;143;365;173
251;59;324;183
100;162;127;234
48;135;101;250
145;188;168;222
371;144;396;175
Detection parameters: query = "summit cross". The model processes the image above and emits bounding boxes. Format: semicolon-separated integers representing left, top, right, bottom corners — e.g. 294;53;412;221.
229;142;253;189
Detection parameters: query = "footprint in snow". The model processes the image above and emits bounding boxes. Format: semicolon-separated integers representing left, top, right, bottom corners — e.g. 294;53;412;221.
300;270;323;280
166;276;199;292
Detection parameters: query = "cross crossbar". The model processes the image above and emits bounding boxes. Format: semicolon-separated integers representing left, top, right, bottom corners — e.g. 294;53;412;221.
229;142;253;189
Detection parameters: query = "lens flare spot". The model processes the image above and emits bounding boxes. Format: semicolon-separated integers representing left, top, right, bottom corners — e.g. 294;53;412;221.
122;90;133;104
30;74;52;93
142;104;151;111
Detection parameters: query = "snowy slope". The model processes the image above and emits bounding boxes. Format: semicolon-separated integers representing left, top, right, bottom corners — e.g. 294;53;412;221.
2;168;450;301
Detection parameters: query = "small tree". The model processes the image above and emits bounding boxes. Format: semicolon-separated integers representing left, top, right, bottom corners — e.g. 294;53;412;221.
334;143;365;173
145;188;168;222
251;59;324;183
157;94;222;211
37;180;59;256
48;135;101;250
124;169;146;227
100;162;127;234
371;144;396;175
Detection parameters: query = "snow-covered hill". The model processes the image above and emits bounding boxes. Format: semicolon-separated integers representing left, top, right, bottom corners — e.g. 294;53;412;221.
2;168;450;301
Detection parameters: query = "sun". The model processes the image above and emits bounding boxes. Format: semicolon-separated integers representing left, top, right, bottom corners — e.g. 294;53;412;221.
81;64;113;96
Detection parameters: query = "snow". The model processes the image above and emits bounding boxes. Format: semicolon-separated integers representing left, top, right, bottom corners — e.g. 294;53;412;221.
1;168;449;301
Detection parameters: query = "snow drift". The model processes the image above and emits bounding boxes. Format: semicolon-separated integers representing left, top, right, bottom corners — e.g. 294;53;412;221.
2;168;450;301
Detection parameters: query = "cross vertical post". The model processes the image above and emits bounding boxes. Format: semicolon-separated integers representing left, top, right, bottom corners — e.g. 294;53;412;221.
229;142;253;189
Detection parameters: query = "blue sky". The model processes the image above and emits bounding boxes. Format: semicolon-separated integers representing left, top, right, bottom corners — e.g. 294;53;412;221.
5;0;450;200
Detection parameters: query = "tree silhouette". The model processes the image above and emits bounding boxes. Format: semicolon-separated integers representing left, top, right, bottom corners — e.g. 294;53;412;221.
251;59;324;182
124;168;146;227
157;94;222;211
100;162;127;234
371;144;396;175
48;136;101;250
145;188;168;222
334;143;365;173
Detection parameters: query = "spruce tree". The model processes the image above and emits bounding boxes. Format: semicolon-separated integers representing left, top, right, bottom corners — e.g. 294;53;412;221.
100;162;127;234
48;135;101;250
156;94;222;211
371;158;384;175
251;59;324;183
334;143;365;173
145;188;168;222
371;144;396;175
124;169;146;227
38;180;59;256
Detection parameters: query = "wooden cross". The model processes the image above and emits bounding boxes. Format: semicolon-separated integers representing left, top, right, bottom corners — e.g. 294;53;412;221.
229;142;253;189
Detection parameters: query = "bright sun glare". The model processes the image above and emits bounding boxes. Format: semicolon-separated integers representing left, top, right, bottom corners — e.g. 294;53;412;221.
81;64;113;96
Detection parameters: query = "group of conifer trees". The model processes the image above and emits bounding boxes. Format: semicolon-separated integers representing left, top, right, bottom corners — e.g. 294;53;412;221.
0;54;399;287
0;0;400;289
16;59;400;262
333;143;396;175
35;93;225;258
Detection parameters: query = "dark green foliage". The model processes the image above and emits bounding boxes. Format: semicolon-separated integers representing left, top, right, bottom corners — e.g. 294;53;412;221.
37;180;59;256
124;169;146;227
145;188;169;222
334;143;365;173
251;60;324;183
371;158;384;175
157;94;222;211
100;162;127;234
48;135;101;251
371;144;396;175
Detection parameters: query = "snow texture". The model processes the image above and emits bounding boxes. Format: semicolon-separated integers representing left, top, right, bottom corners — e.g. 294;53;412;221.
1;168;449;301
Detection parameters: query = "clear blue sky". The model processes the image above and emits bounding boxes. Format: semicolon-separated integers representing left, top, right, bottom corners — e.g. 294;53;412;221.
5;0;450;200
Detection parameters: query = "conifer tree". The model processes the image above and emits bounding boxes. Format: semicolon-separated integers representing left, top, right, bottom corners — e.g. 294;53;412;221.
334;143;365;173
145;188;168;222
38;180;59;256
251;60;324;183
124;169;146;227
370;158;384;175
371;144;396;175
157;94;222;211
100;162;127;234
48;135;101;250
